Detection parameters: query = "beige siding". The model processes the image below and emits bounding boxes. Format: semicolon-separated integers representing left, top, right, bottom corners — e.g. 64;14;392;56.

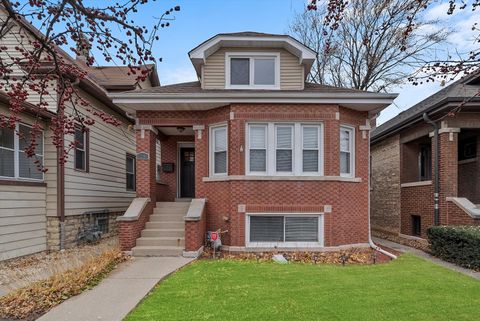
202;47;304;90
0;11;57;111
61;90;136;216
0;185;47;260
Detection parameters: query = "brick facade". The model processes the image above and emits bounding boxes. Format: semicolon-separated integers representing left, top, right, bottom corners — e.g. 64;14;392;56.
136;103;371;249
372;115;480;239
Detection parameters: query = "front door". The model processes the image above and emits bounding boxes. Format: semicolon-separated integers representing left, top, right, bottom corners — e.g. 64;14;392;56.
180;147;195;198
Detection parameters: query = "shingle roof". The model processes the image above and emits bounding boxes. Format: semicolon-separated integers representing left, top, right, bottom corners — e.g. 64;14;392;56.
127;81;369;94
216;31;287;37
87;64;158;89
371;72;480;142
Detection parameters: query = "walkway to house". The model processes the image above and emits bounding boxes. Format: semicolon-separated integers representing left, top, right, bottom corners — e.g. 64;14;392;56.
38;256;194;321
374;237;480;280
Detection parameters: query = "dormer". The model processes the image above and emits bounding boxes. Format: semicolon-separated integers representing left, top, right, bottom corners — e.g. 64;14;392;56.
188;32;316;91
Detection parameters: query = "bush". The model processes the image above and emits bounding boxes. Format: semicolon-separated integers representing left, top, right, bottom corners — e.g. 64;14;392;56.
427;226;480;270
0;249;126;320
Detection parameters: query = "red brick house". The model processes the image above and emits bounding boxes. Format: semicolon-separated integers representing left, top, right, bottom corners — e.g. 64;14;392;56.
371;73;480;240
112;32;397;257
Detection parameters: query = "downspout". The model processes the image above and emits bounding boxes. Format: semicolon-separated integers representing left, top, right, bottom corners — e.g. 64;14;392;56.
422;113;440;226
367;123;397;259
56;99;66;251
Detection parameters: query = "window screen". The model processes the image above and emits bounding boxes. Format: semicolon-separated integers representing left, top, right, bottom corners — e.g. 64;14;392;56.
302;126;319;172
340;127;353;175
285;217;318;242
213;126;227;174
249;215;319;243
250;216;284;242
276;126;293;172
74;126;87;171
126;154;136;191
254;58;275;85
249;125;267;172
0;127;15;177
18;124;43;179
230;58;250;85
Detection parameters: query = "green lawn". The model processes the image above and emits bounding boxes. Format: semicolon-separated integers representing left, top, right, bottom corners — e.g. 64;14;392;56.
126;254;480;321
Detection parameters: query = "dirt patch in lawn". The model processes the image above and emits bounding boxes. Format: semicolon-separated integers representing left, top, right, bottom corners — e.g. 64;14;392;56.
202;246;400;265
0;237;118;297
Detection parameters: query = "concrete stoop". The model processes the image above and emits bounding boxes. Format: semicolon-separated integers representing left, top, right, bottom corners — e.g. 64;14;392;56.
132;202;189;257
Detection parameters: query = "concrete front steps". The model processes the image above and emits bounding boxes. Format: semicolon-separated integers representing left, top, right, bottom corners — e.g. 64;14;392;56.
132;202;189;257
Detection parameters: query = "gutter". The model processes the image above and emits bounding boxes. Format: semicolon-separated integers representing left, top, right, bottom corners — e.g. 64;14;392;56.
367;127;397;259
423;113;440;226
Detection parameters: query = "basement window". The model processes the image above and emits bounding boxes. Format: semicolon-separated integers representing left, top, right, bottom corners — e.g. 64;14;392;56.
411;215;421;237
247;215;324;247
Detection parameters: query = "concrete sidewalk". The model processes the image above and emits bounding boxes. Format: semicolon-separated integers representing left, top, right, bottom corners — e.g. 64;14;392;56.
38;256;194;321
374;237;480;280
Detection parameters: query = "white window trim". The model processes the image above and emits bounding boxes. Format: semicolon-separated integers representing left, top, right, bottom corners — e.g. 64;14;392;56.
126;153;136;191
74;127;87;171
245;213;324;248
209;123;228;176
340;125;355;178
0;122;44;181
225;52;280;90
246;122;324;176
274;124;294;175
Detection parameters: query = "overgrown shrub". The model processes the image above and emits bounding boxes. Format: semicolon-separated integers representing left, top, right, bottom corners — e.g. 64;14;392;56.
427;225;480;270
0;249;126;320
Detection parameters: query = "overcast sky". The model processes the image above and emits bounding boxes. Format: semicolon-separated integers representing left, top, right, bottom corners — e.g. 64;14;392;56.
105;0;478;125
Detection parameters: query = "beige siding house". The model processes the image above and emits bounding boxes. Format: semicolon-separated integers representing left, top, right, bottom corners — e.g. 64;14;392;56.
0;11;159;260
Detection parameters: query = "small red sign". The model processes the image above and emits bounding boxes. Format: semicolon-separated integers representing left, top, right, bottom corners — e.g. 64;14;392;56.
210;232;218;241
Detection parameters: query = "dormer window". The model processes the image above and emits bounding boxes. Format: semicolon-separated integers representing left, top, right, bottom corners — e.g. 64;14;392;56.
226;52;279;89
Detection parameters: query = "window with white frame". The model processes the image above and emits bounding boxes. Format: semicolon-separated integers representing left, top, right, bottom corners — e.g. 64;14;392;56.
247;123;323;176
275;125;293;172
0;123;44;180
74;126;88;171
227;53;279;89
210;125;227;175
340;126;355;177
247;214;323;246
126;153;136;191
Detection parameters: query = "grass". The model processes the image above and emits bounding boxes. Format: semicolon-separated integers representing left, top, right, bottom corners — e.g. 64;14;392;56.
126;254;480;321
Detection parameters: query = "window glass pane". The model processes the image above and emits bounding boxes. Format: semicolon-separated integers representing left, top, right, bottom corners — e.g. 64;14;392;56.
249;126;266;149
19;152;43;179
250;216;284;242
75;150;85;170
230;58;250;85
276;126;292;148
340;151;350;174
126;173;135;190
126;156;135;173
276;150;292;172
303;150;318;172
0;149;14;177
214;151;227;174
340;129;350;152
18;124;43;154
75;128;85;150
0;127;14;149
285;217;318;242
214;128;227;151
254;58;275;85
303;127;318;149
250;150;266;172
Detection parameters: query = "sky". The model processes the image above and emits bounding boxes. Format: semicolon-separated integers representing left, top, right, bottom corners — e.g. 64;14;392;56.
99;0;478;125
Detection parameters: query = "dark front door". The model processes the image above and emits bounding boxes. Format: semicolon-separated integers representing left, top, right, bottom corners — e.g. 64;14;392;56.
180;147;195;198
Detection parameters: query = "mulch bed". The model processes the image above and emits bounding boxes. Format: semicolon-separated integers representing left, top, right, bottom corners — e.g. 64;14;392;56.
201;246;400;265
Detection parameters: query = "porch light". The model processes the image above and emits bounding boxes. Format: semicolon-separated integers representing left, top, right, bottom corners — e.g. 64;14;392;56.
177;126;185;133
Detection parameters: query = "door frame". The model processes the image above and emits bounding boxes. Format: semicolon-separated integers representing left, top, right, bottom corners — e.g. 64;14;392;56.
176;142;195;198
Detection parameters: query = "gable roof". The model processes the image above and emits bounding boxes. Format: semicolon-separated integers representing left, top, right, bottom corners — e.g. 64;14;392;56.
88;64;160;91
188;31;317;78
371;72;480;143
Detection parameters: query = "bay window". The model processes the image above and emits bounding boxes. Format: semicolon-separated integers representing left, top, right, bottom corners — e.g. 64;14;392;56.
0;123;44;180
247;122;323;176
210;124;228;175
227;53;279;89
340;126;355;177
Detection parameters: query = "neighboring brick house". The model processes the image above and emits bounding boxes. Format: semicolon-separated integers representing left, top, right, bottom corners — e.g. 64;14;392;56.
371;73;480;239
112;32;397;256
0;10;159;260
